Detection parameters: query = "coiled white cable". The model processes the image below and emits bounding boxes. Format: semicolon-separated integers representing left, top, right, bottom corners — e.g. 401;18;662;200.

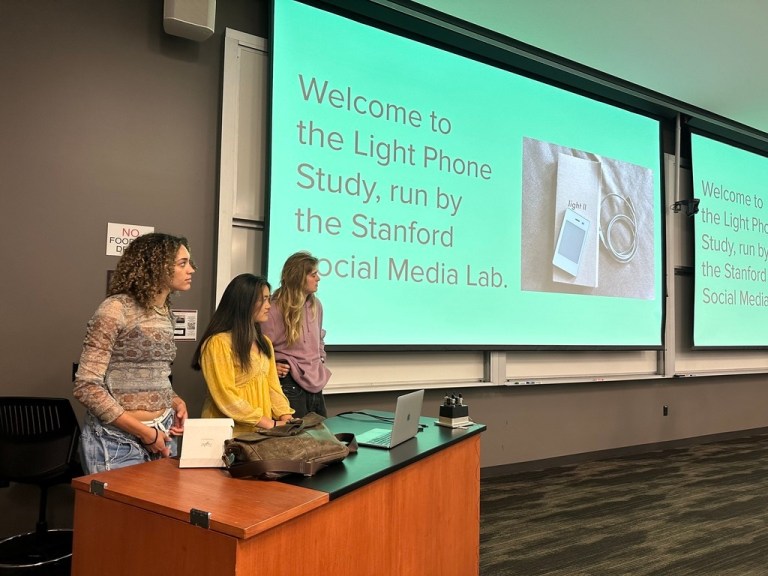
599;193;637;263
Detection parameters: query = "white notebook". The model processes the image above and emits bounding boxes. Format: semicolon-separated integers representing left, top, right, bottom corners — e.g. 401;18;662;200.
178;418;234;468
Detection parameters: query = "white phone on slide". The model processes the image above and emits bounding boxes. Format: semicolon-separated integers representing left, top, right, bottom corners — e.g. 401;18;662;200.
552;208;591;277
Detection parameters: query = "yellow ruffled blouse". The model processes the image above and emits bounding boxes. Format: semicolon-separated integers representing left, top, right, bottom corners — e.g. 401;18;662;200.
200;332;294;436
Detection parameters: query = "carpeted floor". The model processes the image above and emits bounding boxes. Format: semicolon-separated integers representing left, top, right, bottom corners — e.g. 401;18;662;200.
480;434;768;575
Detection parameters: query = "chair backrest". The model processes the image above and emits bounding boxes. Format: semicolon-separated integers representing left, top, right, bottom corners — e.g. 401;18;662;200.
0;397;81;484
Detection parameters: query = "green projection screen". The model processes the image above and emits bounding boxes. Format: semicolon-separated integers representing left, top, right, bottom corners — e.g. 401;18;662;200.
267;0;663;349
691;132;768;348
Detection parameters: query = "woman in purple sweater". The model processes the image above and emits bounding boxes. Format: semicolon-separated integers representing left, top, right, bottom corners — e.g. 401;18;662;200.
261;251;331;417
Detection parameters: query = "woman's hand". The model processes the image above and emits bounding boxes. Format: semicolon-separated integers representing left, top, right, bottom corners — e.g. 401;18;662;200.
273;415;296;427
142;426;171;457
276;362;290;378
170;398;188;435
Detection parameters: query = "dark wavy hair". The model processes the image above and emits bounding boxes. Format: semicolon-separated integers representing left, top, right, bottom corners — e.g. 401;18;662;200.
108;233;192;309
192;274;272;372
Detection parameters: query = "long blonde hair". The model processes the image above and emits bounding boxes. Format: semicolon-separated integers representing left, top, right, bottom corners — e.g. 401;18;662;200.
272;251;318;346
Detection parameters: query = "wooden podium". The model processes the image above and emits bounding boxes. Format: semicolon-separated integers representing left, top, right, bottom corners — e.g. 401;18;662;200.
71;417;484;576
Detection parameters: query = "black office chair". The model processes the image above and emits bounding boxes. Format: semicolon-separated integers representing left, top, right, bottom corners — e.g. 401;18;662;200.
0;397;82;574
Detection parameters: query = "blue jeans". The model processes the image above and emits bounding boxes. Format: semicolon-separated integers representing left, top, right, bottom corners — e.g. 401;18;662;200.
79;410;177;474
280;373;327;418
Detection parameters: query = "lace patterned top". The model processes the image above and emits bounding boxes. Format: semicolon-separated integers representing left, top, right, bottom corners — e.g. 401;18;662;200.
73;294;179;424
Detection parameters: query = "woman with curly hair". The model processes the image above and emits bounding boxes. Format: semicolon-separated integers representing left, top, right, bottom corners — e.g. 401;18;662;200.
74;232;195;473
192;274;294;436
262;251;330;417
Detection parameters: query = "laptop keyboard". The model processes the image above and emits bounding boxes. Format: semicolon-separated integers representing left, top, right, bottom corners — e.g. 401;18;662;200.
367;432;392;446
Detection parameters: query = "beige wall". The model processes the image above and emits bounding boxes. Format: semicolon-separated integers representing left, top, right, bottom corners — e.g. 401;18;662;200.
1;0;767;540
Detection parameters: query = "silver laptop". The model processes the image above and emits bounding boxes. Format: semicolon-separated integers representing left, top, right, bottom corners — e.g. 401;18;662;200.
355;389;424;449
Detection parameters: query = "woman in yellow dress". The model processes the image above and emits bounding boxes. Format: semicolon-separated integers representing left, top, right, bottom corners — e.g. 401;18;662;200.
192;274;294;435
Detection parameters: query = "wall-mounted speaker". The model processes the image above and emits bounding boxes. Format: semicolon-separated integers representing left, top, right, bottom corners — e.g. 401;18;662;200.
163;0;216;42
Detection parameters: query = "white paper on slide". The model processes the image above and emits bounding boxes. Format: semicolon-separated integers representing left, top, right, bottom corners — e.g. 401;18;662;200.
178;418;234;468
553;153;601;287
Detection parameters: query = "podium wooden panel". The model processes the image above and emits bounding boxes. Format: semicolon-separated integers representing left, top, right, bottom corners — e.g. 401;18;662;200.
72;426;481;576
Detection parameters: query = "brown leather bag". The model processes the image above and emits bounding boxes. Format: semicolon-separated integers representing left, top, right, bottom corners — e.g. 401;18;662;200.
222;413;356;480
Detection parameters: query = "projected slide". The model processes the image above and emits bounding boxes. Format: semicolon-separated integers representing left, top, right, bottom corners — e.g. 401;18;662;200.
692;133;768;347
521;138;655;298
268;0;663;348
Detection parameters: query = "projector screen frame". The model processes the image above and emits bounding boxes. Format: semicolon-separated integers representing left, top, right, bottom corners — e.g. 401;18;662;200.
687;124;768;350
264;0;669;352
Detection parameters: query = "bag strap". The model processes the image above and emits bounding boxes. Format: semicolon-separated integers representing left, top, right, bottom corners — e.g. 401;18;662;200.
335;432;358;453
227;457;321;478
225;432;359;478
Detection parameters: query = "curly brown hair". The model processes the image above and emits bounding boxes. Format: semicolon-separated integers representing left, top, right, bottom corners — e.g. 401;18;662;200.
108;233;191;309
